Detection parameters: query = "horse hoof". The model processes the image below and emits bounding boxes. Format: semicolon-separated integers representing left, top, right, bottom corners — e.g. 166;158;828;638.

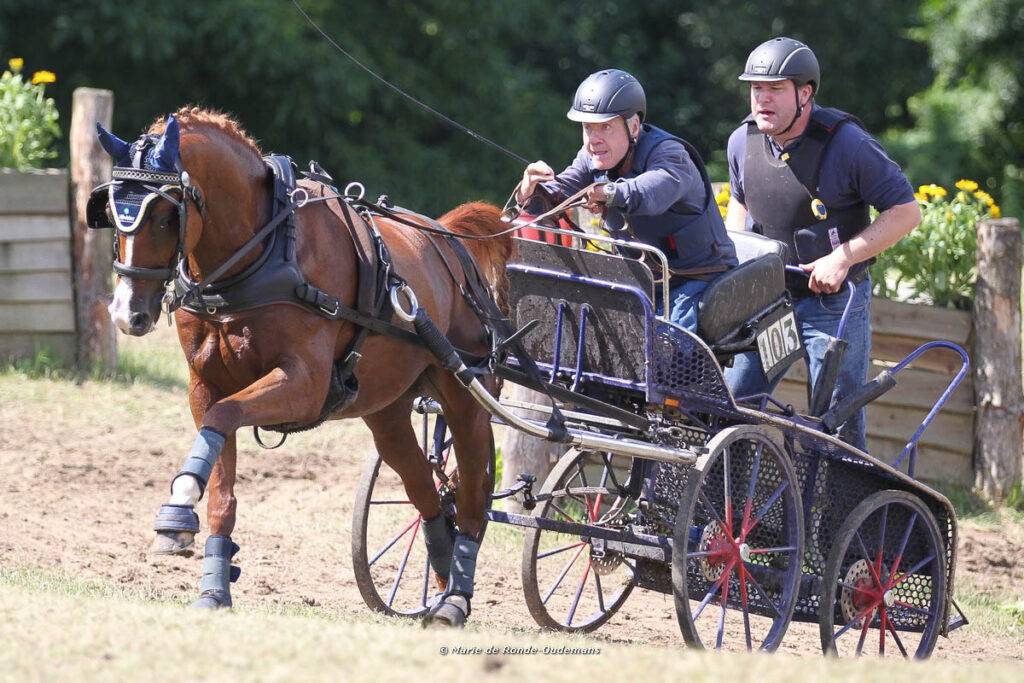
190;590;231;610
422;595;468;629
150;530;195;557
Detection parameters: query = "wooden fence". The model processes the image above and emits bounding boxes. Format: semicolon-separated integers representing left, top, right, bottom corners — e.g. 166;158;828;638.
0;168;77;363
774;297;974;485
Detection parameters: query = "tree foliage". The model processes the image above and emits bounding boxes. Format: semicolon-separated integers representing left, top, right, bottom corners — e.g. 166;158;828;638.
0;0;1019;217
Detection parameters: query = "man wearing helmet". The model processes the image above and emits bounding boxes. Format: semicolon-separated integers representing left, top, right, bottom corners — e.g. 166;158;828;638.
724;37;921;451
515;69;737;331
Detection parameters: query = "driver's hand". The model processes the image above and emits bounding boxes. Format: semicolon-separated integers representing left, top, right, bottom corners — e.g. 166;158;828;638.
584;182;612;214
517;161;555;203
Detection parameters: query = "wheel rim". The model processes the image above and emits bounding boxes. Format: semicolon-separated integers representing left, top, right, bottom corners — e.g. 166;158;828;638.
523;450;638;632
822;493;946;658
674;429;803;652
354;414;457;618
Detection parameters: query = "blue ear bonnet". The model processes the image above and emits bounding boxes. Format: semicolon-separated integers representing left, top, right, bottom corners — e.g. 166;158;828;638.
94;116;182;233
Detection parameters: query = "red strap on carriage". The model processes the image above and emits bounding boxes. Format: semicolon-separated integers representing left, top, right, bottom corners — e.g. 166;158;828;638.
514;213;576;247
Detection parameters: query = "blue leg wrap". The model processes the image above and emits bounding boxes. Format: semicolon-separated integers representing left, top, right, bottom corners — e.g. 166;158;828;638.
422;515;455;579
153;504;200;533
193;534;241;609
446;533;480;600
173;427;226;499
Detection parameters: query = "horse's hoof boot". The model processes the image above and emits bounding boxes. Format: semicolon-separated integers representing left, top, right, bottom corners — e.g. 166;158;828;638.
190;590;232;610
153;504;200;534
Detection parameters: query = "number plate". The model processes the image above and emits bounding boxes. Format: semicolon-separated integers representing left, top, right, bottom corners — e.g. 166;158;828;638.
756;311;802;381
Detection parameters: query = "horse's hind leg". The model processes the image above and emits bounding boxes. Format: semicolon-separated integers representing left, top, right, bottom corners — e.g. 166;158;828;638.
421;368;495;628
363;398;454;589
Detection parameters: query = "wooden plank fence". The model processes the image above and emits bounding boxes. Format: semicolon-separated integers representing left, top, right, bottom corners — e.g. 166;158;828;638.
774;297;975;485
0;168;77;363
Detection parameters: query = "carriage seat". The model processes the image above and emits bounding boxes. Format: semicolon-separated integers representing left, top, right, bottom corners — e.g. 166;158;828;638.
696;231;788;349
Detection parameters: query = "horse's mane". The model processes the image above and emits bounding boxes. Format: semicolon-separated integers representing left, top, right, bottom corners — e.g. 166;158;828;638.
438;202;515;314
147;106;264;163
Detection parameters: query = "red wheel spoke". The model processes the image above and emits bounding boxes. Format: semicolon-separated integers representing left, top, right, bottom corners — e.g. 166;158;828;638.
369;514;421;567
855;606;874;656
716;560;733;650
693;558;734;621
878;605;887;655
738;562;753;651
566;557;593;626
387;516;422;608
744;480;790;538
741;443;764;537
885;611;909;657
542;543;586;605
888;553;936;590
536;541;586;561
853;530;884;587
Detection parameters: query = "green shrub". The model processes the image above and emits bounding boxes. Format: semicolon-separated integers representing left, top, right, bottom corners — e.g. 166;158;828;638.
0;57;60;169
871;180;1001;310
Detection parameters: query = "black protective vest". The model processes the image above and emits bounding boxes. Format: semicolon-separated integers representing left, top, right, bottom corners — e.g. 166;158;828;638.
743;107;871;297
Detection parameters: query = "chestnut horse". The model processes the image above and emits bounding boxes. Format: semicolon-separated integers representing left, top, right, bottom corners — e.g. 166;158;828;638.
91;107;512;626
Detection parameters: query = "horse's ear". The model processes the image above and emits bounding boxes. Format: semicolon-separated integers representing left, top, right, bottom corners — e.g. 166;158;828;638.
96;123;130;161
152;114;181;170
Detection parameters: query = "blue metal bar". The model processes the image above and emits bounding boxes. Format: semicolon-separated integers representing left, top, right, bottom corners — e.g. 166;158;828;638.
891;341;971;474
571;304;591;392
550;300;567;383
784;265;856;342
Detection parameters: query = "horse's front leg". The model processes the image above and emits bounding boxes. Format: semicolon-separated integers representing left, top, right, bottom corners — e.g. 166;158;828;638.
151;357;330;609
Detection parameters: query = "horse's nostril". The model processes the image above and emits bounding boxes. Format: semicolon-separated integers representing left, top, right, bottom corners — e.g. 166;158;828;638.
129;311;151;331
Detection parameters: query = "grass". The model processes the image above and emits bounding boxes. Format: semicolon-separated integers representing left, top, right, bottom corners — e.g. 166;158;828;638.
931;481;1024;523
1;566;1020;682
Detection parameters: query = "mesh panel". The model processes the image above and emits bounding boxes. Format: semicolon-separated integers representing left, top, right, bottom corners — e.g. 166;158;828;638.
651;321;732;408
789;440;956;626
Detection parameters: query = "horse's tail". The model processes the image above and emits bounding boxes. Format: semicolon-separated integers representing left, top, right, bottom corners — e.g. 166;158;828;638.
438;201;515;315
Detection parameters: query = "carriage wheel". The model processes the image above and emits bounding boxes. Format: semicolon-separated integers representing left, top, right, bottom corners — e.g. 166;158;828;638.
521;448;639;633
819;490;947;659
351;410;493;618
671;426;804;652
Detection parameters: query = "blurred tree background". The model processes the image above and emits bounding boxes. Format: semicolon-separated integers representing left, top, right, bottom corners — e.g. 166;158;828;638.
0;0;1020;217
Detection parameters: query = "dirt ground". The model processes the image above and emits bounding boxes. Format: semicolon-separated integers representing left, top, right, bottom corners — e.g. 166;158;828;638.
1;330;1021;661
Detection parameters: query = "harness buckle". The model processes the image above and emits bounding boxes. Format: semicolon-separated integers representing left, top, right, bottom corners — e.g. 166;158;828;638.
319;300;340;317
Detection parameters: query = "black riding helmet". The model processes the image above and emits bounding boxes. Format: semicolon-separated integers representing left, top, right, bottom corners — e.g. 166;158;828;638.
567;69;646;124
739;38;820;136
739;37;820;93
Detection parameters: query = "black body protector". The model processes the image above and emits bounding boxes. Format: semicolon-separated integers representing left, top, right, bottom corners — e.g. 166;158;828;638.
743;107;871;297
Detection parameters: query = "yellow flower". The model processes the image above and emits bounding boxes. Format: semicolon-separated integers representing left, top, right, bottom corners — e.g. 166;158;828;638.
718;205;728;219
917;183;947;198
31;70;56;85
715;186;730;206
8;57;23;71
955;179;978;192
946;210;954;221
990;204;1001;219
913;191;929;202
973;190;994;207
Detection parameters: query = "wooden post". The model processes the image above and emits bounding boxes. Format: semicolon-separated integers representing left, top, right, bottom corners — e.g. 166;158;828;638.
973;217;1023;501
70;88;117;371
499;385;564;512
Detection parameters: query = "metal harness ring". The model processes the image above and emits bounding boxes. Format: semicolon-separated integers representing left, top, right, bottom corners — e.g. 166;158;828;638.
344;181;366;201
390;284;419;323
289;187;309;208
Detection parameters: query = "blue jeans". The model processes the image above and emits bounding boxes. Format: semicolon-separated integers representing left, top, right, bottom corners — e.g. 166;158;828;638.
658;279;709;332
724;277;873;451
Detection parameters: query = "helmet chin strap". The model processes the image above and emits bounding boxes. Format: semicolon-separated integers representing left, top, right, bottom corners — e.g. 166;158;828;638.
609;116;639;178
775;88;808;138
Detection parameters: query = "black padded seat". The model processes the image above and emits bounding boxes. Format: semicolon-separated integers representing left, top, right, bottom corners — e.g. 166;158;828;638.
697;253;786;346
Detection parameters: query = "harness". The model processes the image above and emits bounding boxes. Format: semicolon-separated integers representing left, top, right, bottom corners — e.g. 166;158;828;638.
743;107;872;297
88;142;521;442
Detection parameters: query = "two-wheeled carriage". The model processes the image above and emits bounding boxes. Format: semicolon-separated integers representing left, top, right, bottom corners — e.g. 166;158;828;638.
353;212;970;657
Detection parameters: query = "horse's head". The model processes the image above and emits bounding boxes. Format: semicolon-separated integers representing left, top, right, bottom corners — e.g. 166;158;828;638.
87;114;206;336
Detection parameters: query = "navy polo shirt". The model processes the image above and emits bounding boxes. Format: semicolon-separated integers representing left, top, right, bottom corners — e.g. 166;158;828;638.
727;107;915;214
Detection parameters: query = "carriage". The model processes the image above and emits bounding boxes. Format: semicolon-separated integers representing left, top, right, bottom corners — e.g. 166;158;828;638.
351;214;970;657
